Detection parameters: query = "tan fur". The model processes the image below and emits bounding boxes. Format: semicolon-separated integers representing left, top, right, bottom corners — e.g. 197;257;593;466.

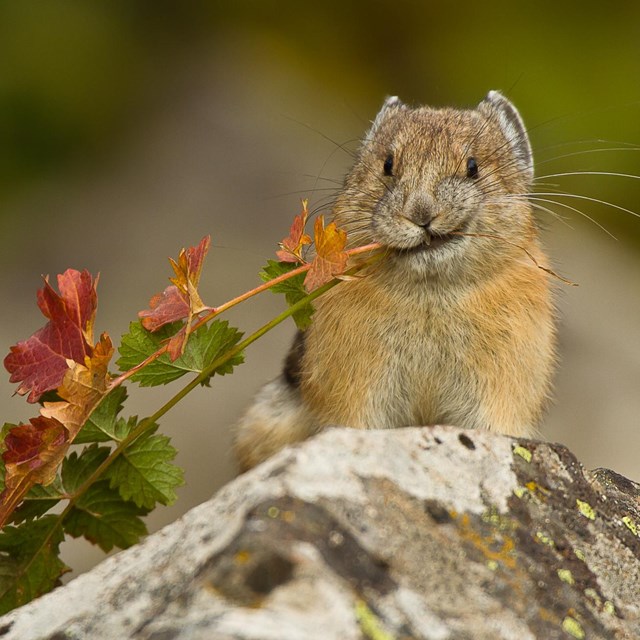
234;92;556;471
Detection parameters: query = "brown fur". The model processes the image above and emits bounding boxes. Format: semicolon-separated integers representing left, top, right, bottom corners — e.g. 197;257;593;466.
234;91;556;471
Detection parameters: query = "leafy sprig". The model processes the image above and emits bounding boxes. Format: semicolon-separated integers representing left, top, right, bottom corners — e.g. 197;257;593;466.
0;200;383;614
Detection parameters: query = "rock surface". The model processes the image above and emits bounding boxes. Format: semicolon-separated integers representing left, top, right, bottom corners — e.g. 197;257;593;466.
1;425;639;640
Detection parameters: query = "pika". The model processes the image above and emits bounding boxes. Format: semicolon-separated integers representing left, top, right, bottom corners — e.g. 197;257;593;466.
234;91;556;471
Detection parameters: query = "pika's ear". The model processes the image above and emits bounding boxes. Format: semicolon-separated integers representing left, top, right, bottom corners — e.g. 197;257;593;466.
478;90;533;183
366;95;405;141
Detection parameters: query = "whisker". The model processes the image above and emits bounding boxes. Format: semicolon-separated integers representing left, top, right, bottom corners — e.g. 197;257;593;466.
534;171;640;182
525;195;617;239
529;192;640;220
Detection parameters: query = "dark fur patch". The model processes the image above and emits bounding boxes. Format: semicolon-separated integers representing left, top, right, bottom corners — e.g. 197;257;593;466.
283;331;305;388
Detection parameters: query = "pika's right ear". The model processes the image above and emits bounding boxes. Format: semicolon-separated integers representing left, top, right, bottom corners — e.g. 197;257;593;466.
365;96;405;141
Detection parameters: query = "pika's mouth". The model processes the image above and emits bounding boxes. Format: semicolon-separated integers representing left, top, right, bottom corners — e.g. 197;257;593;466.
397;224;468;255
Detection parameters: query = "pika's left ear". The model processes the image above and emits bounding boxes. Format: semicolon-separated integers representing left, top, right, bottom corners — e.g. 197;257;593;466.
478;90;533;183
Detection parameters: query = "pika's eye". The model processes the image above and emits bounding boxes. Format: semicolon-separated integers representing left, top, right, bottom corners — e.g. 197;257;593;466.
466;157;479;179
383;154;394;176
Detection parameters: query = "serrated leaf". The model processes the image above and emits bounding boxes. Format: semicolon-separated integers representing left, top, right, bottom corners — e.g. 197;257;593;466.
0;515;69;615
260;260;315;330
75;386;128;444
64;480;147;552
3;270;98;403
0;417;68;527
106;431;184;509
138;236;212;332
9;478;65;524
40;332;114;439
117;320;244;387
276;200;311;262
304;215;348;291
62;445;110;494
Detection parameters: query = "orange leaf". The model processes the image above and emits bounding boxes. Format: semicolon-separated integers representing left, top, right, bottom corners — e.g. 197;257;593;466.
0;417;68;526
303;216;348;291
40;333;114;440
139;236;212;344
276;200;312;263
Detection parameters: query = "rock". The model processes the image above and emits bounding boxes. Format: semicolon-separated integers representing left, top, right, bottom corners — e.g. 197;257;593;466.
1;425;639;640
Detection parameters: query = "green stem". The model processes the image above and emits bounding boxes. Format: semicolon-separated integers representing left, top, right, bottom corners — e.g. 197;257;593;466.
17;268;354;587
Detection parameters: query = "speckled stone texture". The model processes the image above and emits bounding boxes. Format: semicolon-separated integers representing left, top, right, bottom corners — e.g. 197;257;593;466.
1;425;639;640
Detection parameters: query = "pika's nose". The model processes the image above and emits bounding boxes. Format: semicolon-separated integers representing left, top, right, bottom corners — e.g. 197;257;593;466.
405;194;434;229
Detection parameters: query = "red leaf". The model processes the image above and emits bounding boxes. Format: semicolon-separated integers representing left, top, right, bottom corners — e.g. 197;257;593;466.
276;200;312;263
0;417;68;526
139;286;189;332
139;236;212;333
4;270;98;403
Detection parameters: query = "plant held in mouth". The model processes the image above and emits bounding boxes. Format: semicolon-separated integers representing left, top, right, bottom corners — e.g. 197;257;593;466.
0;200;382;615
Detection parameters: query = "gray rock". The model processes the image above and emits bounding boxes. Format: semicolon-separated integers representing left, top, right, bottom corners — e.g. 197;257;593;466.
1;425;639;639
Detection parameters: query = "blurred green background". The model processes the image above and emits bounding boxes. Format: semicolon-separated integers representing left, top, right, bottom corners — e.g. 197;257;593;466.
1;1;639;576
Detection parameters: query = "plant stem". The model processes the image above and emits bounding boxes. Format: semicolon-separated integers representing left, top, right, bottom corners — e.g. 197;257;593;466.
109;242;382;389
26;267;358;570
12;249;386;603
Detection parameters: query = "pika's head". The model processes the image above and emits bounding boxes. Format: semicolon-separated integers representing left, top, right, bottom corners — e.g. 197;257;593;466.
333;91;537;280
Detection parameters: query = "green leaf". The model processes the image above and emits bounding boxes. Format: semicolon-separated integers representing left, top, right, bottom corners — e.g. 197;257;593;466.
64;480;148;552
75;386;128;444
260;260;315;330
106;430;184;509
116;320;244;387
0;515;69;615
9;477;65;524
62;445;111;494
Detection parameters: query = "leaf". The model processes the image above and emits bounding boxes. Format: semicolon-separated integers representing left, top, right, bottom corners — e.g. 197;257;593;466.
9;479;65;525
260;260;315;330
117;320;244;387
0;335;113;527
0;515;69;615
106;430;184;509
138;285;190;333
304;215;349;292
4;269;98;403
61;445;111;494
64;481;148;552
75;386;128;444
0;417;68;527
138;236;212;333
40;333;114;440
276;199;312;262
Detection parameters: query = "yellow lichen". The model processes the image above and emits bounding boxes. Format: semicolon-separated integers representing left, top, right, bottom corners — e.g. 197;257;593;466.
513;445;532;463
557;569;575;585
355;599;395;640
481;507;517;532
513;486;527;498
535;531;555;548
622;515;638;536
234;550;251;565
576;499;596;521
562;616;585;639
574;548;585;562
604;601;616;615
267;506;280;518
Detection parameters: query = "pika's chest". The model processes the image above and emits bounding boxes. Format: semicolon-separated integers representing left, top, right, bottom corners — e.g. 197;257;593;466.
301;280;473;424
